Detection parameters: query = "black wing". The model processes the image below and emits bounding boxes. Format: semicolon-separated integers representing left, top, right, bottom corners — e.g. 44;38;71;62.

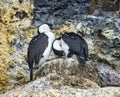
66;32;88;60
62;32;83;54
62;32;88;65
27;33;48;69
78;35;88;61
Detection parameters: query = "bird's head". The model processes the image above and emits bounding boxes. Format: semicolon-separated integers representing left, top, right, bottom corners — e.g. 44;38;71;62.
52;37;65;57
38;23;53;33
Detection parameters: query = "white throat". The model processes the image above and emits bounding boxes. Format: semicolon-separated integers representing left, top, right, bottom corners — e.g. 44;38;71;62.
53;39;62;51
37;24;55;66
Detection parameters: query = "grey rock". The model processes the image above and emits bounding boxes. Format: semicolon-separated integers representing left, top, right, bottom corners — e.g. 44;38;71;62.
15;11;27;19
0;74;120;97
32;0;92;27
97;64;120;87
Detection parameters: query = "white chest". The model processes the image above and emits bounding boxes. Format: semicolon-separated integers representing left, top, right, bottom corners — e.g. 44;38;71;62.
61;39;69;57
39;32;55;65
53;40;63;51
43;32;55;57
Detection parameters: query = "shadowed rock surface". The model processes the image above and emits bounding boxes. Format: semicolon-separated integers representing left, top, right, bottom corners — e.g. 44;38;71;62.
32;0;92;27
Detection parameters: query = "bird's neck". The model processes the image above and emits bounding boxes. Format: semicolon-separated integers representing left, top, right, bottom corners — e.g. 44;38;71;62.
44;31;55;41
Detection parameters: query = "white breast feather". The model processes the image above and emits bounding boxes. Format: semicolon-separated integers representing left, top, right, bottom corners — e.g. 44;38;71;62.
53;40;62;51
61;39;69;57
39;31;55;66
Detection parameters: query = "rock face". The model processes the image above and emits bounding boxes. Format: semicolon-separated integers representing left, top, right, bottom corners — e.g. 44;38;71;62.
32;0;92;27
90;0;119;13
0;74;120;97
0;0;120;96
97;64;120;86
0;0;34;93
32;0;120;27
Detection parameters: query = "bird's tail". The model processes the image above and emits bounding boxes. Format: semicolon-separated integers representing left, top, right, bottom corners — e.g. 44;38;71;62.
30;68;33;81
27;60;34;81
77;56;86;66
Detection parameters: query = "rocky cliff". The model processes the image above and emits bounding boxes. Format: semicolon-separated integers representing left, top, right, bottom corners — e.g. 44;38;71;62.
0;0;34;93
0;0;120;96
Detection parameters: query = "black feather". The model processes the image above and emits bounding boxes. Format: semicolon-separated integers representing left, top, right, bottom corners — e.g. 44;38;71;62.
30;68;33;81
27;33;48;81
62;32;88;65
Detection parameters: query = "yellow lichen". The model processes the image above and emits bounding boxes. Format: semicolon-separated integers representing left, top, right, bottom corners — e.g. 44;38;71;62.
57;24;76;35
0;1;34;93
0;31;10;93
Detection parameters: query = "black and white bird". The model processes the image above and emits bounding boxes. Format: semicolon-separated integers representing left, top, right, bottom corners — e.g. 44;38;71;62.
52;37;65;57
27;24;55;81
52;32;88;66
